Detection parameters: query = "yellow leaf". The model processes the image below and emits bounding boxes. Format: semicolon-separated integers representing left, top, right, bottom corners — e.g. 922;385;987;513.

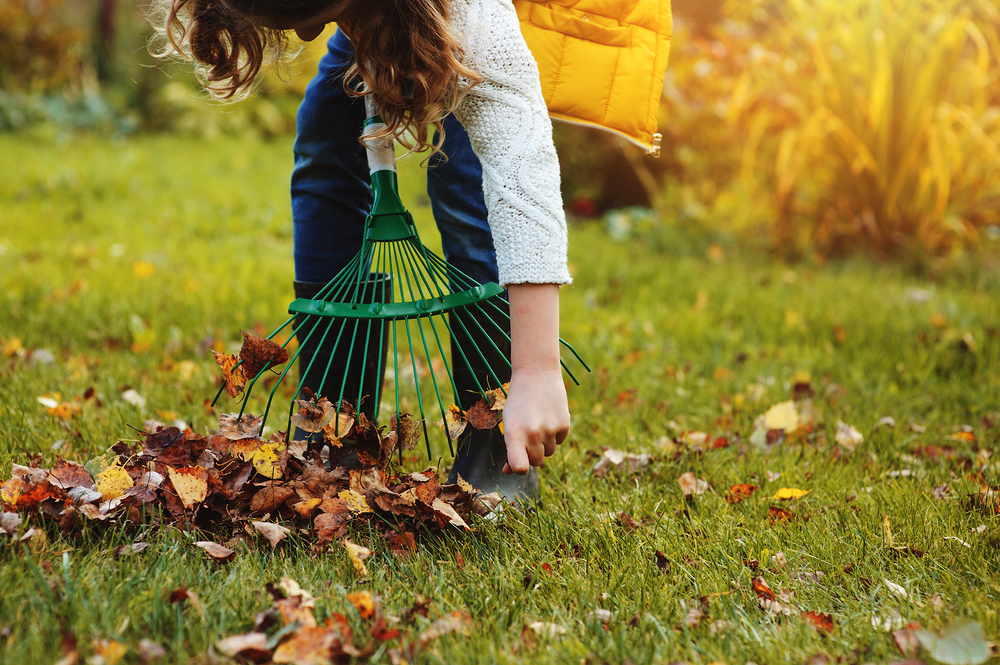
455;474;474;494
337;489;372;514
772;487;810;500
96;465;134;501
167;466;208;510
763;401;800;431
251;441;285;479
344;539;371;577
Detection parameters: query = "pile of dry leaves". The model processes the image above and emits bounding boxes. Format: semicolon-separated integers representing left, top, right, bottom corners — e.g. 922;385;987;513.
0;397;503;557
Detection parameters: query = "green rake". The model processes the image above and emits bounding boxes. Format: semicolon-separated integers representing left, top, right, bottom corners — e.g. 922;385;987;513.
212;96;588;458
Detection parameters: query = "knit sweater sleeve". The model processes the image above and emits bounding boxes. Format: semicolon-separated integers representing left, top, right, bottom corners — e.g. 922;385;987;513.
450;0;572;287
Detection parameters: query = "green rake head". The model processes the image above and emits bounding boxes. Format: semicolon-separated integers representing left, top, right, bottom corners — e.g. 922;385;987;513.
211;102;588;460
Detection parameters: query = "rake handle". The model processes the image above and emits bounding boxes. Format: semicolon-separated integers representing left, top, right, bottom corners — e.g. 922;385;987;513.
363;96;396;175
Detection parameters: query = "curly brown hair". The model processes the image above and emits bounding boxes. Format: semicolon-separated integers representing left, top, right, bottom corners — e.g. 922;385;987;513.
149;0;482;153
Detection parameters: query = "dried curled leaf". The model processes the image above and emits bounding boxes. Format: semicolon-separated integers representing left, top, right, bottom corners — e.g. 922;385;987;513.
291;397;337;434
213;352;247;398
344;539;372;577
218;413;263;441
238;331;289;379
441;405;468;440
195;540;235;563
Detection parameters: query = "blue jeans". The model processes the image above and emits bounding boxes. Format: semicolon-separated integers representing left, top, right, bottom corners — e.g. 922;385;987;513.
291;29;499;288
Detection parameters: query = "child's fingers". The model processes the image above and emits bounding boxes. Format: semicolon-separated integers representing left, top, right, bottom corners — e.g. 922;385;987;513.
504;436;532;475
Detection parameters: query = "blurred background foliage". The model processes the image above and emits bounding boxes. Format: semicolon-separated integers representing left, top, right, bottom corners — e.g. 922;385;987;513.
2;0;999;265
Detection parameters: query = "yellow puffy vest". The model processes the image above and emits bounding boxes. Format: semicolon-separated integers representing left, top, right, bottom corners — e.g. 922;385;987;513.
514;0;672;155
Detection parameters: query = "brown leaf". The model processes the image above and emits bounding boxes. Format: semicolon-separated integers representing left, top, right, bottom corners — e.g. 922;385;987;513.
195;541;235;563
218;413;263;441
291;397;337;434
768;506;795;522
238;330;289;379
803;611;835;634
392;412;422;451
252;521;291;548
272;626;339;665
386;531;417;556
466;398;501;430
726;483;757;504
250;485;295;515
654;550;669;572
213;352;247;398
413;471;441;506
48;460;95;490
618;512;641;530
314;512;349;548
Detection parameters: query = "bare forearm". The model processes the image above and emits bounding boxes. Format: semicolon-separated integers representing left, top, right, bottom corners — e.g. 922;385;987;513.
508;283;561;374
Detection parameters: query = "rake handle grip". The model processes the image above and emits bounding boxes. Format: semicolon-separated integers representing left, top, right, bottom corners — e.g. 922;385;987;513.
363;95;396;175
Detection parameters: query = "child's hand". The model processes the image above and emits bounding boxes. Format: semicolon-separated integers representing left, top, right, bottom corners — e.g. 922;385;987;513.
501;367;570;475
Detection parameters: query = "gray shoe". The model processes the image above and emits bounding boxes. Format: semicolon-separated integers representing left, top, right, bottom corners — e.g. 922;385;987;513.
446;427;539;506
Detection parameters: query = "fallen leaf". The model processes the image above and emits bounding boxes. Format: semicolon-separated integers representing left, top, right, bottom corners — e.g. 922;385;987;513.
726;484;756;504
835;420;864;450
291;397;337;434
678;472;710;498
195;541;235;563
250;485;294;514
338;489;373;514
252;521;291;548
95;465;133;502
238;331;288;380
344;539;372;577
346;591;376;620
166;466;208;510
441;405;468;440
764;401;800;431
803;611;835;634
431;497;470;530
251;440;286;479
883;579;908;599
393;413;421;450
216;632;269;658
271;626;339;665
773;487;810;500
894;623;923;657
213;352;247;398
93;638;128;665
525;622;567;639
218;413;263;440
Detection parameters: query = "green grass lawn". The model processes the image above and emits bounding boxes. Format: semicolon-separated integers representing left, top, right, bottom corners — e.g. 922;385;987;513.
2;133;999;665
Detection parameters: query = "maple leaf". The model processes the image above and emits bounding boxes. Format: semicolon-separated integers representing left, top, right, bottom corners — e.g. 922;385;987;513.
238;330;289;379
213;352;247;398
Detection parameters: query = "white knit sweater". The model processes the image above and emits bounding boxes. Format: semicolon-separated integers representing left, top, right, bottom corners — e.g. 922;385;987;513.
450;0;572;287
